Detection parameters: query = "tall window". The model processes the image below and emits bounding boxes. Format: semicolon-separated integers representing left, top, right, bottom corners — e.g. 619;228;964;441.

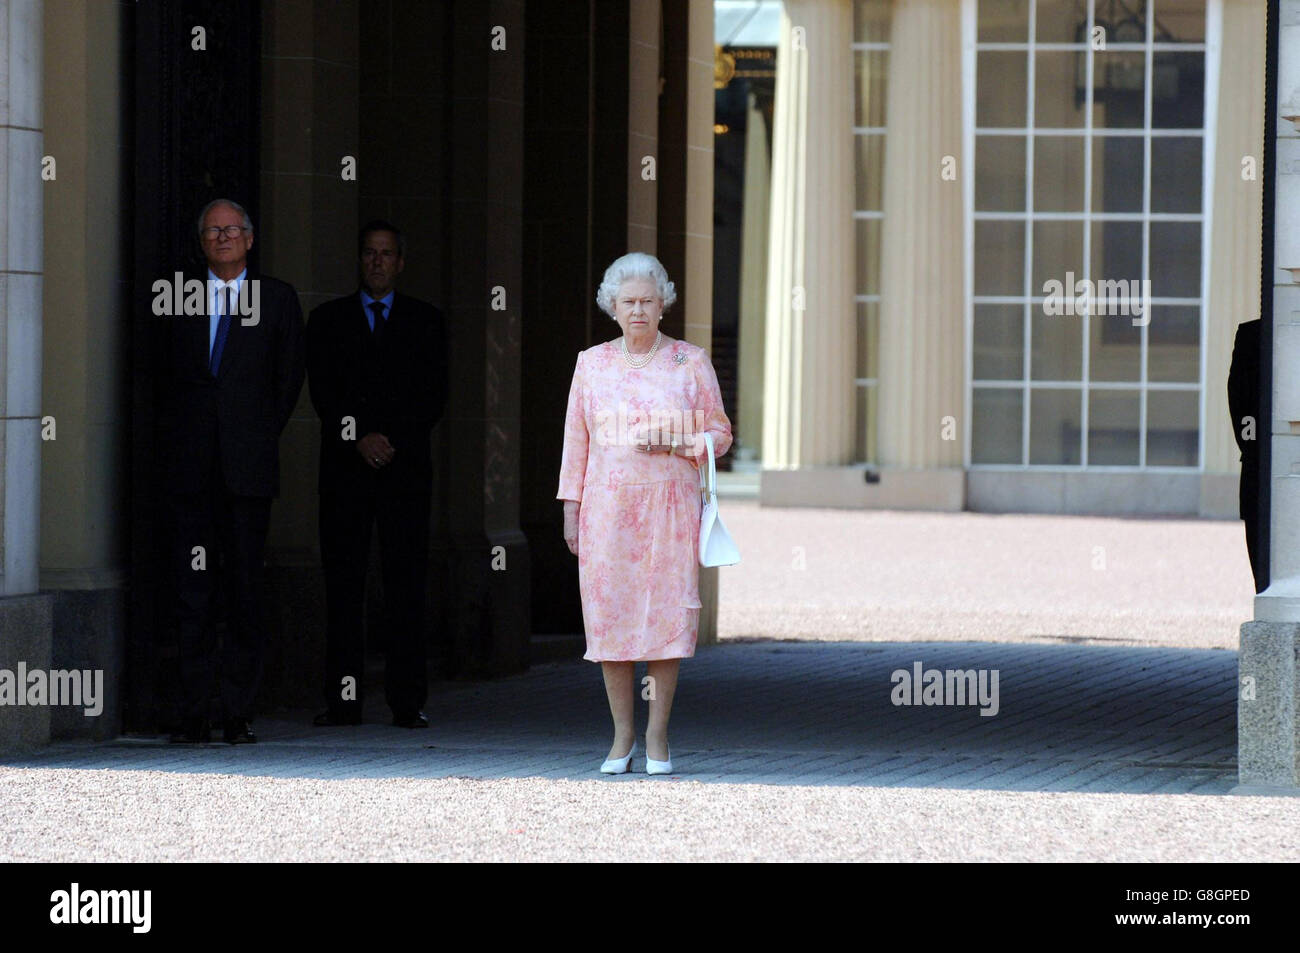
853;0;890;464
969;0;1207;469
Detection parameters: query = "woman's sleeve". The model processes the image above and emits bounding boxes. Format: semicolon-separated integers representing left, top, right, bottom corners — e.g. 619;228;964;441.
691;352;733;461
557;352;589;501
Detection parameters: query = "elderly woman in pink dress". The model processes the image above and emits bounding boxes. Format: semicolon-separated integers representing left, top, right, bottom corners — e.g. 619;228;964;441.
557;252;732;776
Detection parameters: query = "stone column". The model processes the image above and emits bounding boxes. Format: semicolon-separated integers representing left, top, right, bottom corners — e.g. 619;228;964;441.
1;0;43;596
1238;0;1300;792
0;0;53;751
628;0;659;254
39;0;129;741
441;0;530;677
257;0;360;708
737;90;771;460
760;0;855;473
658;0;723;644
876;0;964;475
1203;0;1266;516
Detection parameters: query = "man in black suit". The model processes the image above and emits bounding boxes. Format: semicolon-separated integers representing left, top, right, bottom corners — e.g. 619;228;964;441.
1227;318;1263;593
163;198;306;743
306;221;449;728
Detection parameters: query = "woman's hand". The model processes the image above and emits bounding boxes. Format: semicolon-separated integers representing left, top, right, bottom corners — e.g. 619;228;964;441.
630;423;698;455
563;500;581;555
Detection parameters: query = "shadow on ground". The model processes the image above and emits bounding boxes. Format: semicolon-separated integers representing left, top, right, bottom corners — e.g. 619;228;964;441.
6;641;1237;795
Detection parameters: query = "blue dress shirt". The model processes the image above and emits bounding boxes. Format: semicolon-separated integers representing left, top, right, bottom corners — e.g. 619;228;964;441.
360;289;395;331
208;268;247;357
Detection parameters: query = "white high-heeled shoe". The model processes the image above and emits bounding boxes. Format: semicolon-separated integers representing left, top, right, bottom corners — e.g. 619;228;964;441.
645;746;673;775
600;740;637;774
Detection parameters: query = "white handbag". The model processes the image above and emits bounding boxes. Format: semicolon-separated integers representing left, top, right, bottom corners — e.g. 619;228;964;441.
698;432;740;567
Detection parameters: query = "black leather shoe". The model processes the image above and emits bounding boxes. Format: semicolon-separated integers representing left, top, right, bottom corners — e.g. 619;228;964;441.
169;719;210;744
223;719;257;744
391;711;429;729
313;710;362;727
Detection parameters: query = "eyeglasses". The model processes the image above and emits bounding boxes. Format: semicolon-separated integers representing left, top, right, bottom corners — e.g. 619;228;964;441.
202;225;250;240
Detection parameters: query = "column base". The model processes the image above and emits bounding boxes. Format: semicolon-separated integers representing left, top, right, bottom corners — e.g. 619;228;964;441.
759;466;964;510
443;529;531;678
1229;783;1300;796
0;593;55;752
1237;621;1300;789
1254;577;1300;623
260;559;327;711
45;584;127;742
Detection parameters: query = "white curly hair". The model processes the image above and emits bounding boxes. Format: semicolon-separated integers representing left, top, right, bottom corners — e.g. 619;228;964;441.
595;252;677;319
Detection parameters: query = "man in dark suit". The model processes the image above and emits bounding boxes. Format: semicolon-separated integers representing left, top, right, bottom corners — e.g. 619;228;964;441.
163;198;306;743
306;221;449;728
1227;318;1263;593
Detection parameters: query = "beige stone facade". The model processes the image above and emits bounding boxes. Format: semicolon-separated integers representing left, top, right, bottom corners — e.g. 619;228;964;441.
751;0;1266;517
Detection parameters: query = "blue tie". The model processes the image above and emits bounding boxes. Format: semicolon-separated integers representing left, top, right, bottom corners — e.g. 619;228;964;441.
210;286;232;375
369;301;386;338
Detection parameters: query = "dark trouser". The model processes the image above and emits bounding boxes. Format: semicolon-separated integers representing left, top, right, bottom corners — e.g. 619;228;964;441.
319;486;431;719
1244;517;1264;594
171;471;273;724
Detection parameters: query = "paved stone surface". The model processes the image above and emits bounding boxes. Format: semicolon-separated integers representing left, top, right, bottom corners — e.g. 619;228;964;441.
4;641;1239;792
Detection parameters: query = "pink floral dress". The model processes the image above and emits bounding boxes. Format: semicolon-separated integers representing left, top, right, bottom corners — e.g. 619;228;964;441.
557;337;733;661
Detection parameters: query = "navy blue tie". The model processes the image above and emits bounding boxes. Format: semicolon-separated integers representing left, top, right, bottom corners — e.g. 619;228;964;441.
369;301;386;339
210;287;232;375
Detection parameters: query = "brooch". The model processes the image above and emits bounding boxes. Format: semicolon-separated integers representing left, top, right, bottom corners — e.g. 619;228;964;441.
673;351;687;365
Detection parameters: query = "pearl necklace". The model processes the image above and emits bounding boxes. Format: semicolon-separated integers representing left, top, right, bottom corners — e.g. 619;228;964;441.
621;330;661;368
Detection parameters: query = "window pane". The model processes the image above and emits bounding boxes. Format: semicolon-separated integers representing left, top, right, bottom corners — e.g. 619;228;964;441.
856;301;880;381
1089;390;1141;465
1148;305;1200;382
1150;136;1202;212
1093;52;1145;129
974;220;1025;295
978;0;1029;42
970;0;1206;475
978;51;1028;127
1032;310;1082;380
1100;11;1147;45
1155;0;1206;42
854;51;889;127
855;385;879;464
974;304;1024;380
1092;219;1142;286
1152;52;1204;128
1034;135;1085;211
1032;219;1084;297
1029;388;1082;464
1092;135;1143;212
1147;390;1199;466
977;135;1027;211
1090;312;1142;381
1036;0;1087;43
1149;221;1200;297
1034;52;1085;128
973;388;1023;464
855;134;886;211
856;218;883;295
853;0;891;43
